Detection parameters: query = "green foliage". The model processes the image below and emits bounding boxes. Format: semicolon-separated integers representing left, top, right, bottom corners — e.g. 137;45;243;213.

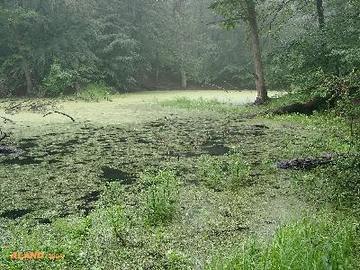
74;83;112;102
41;60;74;96
226;155;252;190
197;155;251;191
0;204;127;269
165;250;192;270
215;65;254;89
208;215;359;270
94;1;140;89
198;155;226;191
294;155;360;215
329;156;360;211
0;0;259;94
53;217;91;241
105;205;126;240
334;71;360;151
268;100;360;214
265;0;360;92
142;170;179;226
210;0;248;29
0;0;359;94
0;0;141;95
0;6;46;95
0;91;359;268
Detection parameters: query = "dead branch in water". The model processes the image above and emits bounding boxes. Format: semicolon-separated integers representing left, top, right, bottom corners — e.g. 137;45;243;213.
0;131;8;142
43;111;75;122
0;116;15;124
277;153;335;170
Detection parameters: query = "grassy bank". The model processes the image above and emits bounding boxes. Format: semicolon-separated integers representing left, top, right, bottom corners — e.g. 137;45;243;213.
208;215;358;270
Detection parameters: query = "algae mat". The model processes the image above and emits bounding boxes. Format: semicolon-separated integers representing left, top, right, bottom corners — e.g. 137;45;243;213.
0;91;306;269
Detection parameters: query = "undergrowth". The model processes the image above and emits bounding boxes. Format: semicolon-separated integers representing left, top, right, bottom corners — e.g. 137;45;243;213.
208;215;359;270
73;83;112;102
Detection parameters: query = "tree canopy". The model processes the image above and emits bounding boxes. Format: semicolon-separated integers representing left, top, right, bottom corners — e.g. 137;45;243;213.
0;0;359;99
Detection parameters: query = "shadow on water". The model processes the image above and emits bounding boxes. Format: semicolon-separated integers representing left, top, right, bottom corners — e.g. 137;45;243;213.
251;124;269;129
77;191;101;215
101;166;136;184
0;145;23;155
0;208;32;219
36;218;52;224
55;139;81;148
2;156;42;165
46;148;73;155
203;144;230;156
1;136;81;165
167;144;230;159
19;138;38;149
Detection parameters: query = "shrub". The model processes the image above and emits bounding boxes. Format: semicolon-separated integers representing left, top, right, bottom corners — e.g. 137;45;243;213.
296;155;360;214
74;83;112;102
334;71;360;151
142;170;179;226
105;205;126;241
197;155;226;191
41;60;75;96
227;155;252;190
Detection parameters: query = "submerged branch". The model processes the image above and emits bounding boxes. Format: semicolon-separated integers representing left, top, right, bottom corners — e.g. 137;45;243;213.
0;131;7;142
0;116;15;124
43;111;76;122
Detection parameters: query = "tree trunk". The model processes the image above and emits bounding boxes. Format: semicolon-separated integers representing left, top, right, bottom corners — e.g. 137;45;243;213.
155;68;160;86
74;82;81;92
246;0;268;104
272;96;327;115
23;61;33;96
154;51;160;86
181;69;187;89
316;0;325;29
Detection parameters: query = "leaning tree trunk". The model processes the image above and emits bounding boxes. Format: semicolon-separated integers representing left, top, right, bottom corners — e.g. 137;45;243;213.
180;69;187;89
246;0;268;104
23;61;33;96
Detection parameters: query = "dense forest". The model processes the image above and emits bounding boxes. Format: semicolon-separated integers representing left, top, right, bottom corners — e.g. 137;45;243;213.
0;0;360;269
1;0;358;98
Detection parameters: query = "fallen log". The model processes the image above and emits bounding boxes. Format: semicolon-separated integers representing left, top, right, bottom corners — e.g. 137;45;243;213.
0;131;23;156
272;96;329;115
0;145;23;156
0;116;15;124
277;153;334;170
43;111;75;122
0;132;7;142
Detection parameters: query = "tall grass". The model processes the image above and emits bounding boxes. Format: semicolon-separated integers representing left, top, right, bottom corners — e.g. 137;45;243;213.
197;155;251;191
208;215;359;270
142;170;180;226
